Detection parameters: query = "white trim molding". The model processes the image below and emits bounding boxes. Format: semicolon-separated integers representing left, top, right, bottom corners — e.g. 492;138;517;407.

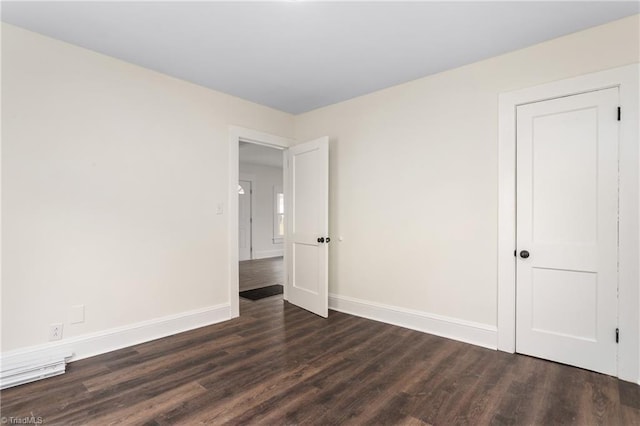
498;63;640;383
0;303;230;389
329;294;497;350
228;126;294;317
253;249;284;260
0;350;72;389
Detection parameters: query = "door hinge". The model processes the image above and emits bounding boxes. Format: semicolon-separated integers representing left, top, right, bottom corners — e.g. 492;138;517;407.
616;328;619;343
514;250;516;257
617;107;621;121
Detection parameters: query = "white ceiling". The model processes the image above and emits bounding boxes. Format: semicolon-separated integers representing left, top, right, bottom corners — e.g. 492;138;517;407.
2;2;638;114
239;142;283;168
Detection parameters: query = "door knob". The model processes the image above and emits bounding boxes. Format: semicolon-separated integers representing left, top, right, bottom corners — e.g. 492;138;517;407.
317;237;325;243
326;237;331;243
520;250;530;259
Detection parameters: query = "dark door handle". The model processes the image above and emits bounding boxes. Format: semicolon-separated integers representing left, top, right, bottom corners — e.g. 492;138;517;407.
317;237;325;243
520;250;530;259
326;237;330;243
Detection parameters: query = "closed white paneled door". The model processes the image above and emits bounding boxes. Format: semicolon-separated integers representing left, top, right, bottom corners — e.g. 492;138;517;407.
287;137;329;318
516;88;619;375
238;179;252;261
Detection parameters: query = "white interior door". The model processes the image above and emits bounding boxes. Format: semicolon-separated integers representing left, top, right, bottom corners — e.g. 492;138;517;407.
287;137;329;317
516;88;619;375
238;180;252;261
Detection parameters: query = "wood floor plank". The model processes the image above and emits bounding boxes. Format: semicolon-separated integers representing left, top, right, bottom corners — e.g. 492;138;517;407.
577;370;621;425
181;363;323;424
239;256;284;291
1;362;109;409
619;379;640;410
334;345;435;424
39;355;220;424
1;264;639;425
446;350;517;425
620;405;640;426
88;381;206;425
82;347;230;392
486;355;552;425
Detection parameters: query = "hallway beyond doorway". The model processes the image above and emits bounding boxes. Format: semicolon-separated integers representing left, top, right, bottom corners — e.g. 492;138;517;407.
239;256;284;292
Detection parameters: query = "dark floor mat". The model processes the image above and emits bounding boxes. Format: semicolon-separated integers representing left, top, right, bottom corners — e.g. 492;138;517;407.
239;284;283;301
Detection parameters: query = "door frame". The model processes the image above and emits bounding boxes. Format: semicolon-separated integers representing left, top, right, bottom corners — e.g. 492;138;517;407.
497;64;639;383
228;126;294;318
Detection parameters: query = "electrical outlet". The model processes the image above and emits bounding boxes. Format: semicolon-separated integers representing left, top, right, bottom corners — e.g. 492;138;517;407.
49;323;63;341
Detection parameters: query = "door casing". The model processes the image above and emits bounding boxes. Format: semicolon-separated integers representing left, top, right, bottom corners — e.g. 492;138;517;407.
228;126;294;318
497;64;639;383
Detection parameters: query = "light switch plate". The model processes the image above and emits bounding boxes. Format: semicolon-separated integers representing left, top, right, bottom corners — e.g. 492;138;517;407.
70;304;85;324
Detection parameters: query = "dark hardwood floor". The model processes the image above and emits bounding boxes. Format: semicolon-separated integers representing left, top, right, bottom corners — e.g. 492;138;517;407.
1;295;639;425
239;256;283;292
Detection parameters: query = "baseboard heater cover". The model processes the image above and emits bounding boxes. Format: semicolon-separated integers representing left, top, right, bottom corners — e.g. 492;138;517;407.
0;351;73;389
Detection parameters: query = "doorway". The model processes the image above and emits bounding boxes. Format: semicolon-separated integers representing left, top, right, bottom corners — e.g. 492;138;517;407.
228;127;291;318
238;141;285;311
228;127;331;320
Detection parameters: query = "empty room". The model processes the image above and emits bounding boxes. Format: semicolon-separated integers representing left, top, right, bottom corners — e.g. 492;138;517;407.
1;1;639;425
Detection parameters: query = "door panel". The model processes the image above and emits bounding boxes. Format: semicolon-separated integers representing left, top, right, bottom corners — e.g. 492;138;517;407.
238;180;251;261
293;244;320;293
287;137;329;317
531;268;597;340
531;108;598;244
292;148;321;233
516;88;618;375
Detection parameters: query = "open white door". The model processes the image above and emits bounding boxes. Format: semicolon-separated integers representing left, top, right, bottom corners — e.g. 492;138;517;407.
286;137;329;317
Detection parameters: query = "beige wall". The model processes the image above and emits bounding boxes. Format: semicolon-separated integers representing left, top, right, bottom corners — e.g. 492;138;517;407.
2;15;639;354
1;24;294;350
294;15;640;327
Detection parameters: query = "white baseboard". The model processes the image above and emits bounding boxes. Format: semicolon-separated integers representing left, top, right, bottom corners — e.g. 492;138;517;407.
1;303;231;389
329;294;497;350
253;249;284;259
0;350;73;389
